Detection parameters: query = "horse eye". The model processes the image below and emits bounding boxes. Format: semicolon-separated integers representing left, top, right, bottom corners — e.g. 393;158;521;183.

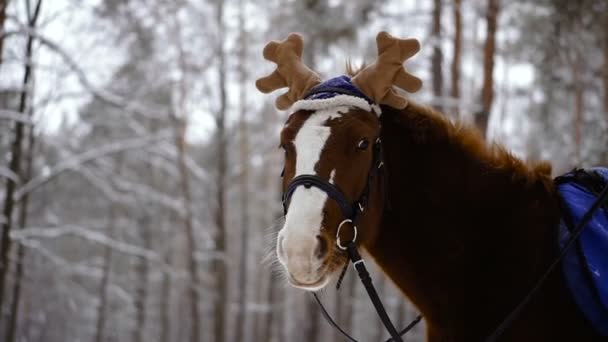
357;139;369;150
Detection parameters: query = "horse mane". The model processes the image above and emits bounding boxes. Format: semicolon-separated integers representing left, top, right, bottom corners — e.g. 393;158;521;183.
389;100;555;191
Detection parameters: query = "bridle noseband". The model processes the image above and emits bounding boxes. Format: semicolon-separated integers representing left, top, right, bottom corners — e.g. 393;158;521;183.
282;174;356;219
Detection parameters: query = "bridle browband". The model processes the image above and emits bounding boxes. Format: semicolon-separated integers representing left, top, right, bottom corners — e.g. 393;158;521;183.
282;175;356;219
281;134;422;342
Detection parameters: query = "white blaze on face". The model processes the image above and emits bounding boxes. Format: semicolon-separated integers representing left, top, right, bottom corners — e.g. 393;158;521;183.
277;106;345;285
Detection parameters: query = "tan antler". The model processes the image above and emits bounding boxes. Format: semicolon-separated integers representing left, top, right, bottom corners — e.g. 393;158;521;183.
255;33;322;110
352;31;423;109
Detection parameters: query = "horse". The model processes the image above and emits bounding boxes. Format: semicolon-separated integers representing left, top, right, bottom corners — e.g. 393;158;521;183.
256;32;606;341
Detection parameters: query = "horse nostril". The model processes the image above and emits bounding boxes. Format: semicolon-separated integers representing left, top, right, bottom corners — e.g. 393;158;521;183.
315;235;328;259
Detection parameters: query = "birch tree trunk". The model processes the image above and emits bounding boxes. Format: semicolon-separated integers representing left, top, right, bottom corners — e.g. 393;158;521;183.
0;0;42;318
213;0;228;341
451;0;463;117
234;0;249;340
476;0;499;137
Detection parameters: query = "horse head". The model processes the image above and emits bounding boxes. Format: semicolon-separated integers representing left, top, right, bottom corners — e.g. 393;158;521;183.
256;32;422;291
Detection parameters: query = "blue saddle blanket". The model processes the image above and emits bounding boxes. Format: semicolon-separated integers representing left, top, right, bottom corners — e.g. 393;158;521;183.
556;167;608;336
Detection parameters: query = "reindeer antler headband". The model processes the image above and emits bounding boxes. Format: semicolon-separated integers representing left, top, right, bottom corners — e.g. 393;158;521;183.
256;31;422;111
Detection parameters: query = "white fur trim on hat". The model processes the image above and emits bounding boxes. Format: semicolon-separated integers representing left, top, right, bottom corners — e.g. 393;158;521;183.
291;95;382;115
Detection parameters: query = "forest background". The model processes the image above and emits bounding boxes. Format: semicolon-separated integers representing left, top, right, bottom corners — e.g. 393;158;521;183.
0;0;607;341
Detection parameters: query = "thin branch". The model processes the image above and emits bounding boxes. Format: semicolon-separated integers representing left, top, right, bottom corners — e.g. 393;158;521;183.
14;131;173;201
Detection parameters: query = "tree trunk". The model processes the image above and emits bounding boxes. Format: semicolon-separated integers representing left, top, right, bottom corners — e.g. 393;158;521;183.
234;0;249;340
451;0;463;117
5;109;35;342
94;206;116;342
0;0;42;318
160;217;173;342
431;0;443;113
603;14;608;164
342;272;357;335
572;55;584;165
174;119;202;342
213;1;228;341
0;0;9;68
305;297;320;342
373;277;387;342
213;0;228;342
262;272;275;342
476;0;499;137
333;272;356;342
603;14;608;132
133;216;150;342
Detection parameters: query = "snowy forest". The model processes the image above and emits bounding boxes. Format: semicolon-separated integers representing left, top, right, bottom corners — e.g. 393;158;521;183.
0;0;607;341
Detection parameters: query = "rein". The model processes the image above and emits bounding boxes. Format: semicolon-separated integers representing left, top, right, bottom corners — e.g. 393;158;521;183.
281;136;422;342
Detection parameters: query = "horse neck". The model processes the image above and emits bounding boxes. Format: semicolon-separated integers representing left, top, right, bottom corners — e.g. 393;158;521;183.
364;102;561;337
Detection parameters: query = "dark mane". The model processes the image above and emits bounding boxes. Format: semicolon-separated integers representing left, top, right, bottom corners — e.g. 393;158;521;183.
401;100;553;187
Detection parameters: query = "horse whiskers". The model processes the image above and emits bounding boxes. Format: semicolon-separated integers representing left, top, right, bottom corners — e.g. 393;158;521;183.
261;215;286;271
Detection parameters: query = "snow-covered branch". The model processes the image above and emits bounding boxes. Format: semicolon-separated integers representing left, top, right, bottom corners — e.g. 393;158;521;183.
13;131;173;201
0;165;20;183
1;28;167;120
11;225;160;260
0;109;34;125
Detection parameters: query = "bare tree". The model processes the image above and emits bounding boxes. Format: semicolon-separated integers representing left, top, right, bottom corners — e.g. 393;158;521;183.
5;103;35;342
0;0;9;67
234;0;249;340
133;215;150;342
94;206;116;342
570;51;584;165
603;13;608;140
173;116;202;342
431;0;443;112
451;0;463;117
160;229;172;342
373;277;388;342
305;298;320;341
0;0;42;318
213;0;228;341
476;0;499;136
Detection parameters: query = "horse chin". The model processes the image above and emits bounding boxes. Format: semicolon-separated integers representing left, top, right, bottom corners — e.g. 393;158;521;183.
287;272;330;291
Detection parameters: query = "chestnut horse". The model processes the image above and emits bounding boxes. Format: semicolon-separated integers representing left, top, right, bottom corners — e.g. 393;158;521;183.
257;32;604;341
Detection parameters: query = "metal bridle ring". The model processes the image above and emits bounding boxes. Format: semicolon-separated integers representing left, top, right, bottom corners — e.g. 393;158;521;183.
336;219;357;250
